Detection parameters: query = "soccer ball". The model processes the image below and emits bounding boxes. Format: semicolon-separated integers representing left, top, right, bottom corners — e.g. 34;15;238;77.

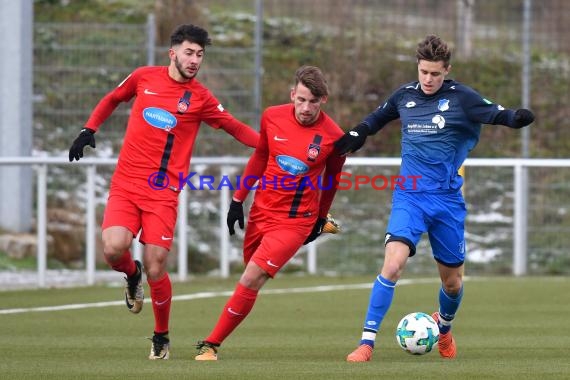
395;312;439;355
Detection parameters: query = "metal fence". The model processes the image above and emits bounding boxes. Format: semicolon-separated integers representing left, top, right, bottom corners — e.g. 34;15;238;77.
0;157;569;289
32;0;570;158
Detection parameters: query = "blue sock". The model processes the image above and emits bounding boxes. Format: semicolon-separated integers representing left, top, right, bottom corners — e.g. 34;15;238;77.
437;285;463;334
359;275;396;348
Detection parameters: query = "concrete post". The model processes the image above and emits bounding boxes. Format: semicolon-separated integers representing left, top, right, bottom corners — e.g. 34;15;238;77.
0;0;34;232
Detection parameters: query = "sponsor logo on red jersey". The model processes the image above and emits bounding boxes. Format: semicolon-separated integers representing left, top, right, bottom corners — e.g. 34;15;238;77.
307;143;320;161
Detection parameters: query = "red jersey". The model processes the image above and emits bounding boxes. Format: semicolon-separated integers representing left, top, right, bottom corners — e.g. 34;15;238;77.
85;66;258;198
234;103;345;222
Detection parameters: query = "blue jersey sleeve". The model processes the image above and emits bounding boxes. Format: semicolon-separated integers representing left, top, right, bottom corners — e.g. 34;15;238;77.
458;85;512;125
363;90;401;134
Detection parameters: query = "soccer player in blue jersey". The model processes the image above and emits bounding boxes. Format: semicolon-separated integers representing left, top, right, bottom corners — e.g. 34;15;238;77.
335;34;534;362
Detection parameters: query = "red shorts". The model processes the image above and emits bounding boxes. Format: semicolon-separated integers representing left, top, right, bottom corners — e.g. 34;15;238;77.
242;210;314;277
102;180;178;250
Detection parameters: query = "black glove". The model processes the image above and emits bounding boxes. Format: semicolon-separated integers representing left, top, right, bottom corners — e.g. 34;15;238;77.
512;108;535;129
68;128;96;162
227;200;244;235
303;217;327;245
334;122;370;155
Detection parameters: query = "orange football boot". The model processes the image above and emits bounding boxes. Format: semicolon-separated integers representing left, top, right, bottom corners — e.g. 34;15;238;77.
432;312;457;358
346;344;373;362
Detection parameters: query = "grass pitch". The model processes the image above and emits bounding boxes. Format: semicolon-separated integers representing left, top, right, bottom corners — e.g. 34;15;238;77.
0;275;568;379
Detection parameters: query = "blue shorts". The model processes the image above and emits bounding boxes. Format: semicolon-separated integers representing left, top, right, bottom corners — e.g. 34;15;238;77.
386;190;466;267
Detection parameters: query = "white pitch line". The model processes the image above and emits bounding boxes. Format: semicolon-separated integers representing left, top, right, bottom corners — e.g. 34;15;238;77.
0;277;444;315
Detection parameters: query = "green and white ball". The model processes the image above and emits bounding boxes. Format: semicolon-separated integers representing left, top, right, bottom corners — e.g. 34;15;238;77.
396;312;439;355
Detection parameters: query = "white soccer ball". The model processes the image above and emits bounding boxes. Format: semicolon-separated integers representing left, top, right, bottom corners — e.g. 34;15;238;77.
395;312;440;355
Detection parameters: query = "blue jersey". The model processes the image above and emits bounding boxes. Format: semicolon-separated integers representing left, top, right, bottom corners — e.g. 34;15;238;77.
364;79;516;192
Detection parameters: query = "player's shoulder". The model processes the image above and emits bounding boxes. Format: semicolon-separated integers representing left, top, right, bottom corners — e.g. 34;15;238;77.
392;81;421;99
263;103;291;116
320;111;344;136
187;77;208;90
442;80;487;106
400;81;421;92
267;103;290;112
131;66;165;76
260;104;290;126
123;66;167;85
442;79;477;95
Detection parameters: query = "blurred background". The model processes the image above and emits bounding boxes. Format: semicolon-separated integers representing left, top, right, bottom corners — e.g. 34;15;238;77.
1;0;569;289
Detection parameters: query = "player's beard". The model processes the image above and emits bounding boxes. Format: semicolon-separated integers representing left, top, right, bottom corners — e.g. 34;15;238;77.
174;57;199;80
296;110;319;125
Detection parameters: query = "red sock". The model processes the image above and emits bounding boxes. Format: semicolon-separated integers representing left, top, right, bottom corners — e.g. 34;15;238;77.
206;283;259;345
147;273;172;334
105;250;137;276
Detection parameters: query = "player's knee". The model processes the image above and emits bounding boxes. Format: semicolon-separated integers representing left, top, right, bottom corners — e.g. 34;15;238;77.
102;236;131;260
239;265;269;290
380;256;406;281
442;278;463;295
380;262;403;282
381;242;410;280
145;264;165;281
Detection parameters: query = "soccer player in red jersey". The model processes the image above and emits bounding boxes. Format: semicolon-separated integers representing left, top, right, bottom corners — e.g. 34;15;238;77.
195;66;346;360
68;24;258;360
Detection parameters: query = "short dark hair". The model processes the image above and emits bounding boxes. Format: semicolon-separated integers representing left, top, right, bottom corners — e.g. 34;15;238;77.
294;65;329;98
170;24;212;48
416;34;452;68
